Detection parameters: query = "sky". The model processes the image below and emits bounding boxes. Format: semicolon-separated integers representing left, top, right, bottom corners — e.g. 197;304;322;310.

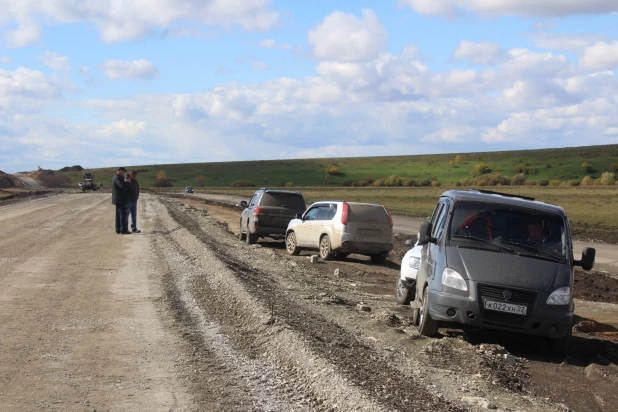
1;1;618;173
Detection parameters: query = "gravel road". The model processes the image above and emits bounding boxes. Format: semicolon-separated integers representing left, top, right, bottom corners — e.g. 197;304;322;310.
1;192;616;411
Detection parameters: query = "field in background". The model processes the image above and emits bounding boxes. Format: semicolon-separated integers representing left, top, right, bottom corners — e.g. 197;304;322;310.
59;144;618;189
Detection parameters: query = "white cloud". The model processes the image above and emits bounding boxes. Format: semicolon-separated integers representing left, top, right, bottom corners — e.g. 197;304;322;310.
0;67;70;109
257;39;291;49
579;41;618;70
451;40;505;65
308;9;387;62
103;59;159;81
398;0;618;17
40;51;70;71
0;56;10;63
0;0;279;46
251;60;269;70
532;32;603;52
98;119;145;137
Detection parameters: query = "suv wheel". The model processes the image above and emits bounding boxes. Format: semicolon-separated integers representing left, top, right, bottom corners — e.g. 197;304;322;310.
238;221;246;242
395;278;413;305
245;222;258;245
418;287;438;337
286;232;301;255
319;235;333;260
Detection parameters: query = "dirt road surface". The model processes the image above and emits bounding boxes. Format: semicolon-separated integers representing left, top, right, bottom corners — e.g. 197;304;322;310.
187;192;618;272
1;192;617;411
12;173;45;189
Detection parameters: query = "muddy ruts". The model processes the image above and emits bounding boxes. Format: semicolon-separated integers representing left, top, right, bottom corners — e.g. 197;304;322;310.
163;200;459;411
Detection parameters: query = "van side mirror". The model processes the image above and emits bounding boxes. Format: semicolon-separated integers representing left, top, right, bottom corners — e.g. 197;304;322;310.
240;200;248;208
295;213;303;220
575;247;595;271
417;222;436;245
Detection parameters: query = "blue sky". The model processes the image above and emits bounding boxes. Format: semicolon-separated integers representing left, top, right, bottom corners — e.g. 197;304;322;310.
1;0;618;173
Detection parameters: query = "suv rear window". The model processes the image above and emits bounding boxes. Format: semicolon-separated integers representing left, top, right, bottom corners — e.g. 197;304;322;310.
260;192;306;209
348;204;389;223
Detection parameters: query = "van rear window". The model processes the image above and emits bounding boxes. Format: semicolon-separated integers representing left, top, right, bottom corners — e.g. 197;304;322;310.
261;193;306;209
348;204;389;223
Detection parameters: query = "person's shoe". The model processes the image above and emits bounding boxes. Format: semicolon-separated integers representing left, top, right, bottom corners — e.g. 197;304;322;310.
132;228;141;233
116;231;121;234
121;231;132;235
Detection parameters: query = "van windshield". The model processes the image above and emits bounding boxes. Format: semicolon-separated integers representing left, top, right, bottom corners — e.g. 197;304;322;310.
261;193;306;209
449;201;567;259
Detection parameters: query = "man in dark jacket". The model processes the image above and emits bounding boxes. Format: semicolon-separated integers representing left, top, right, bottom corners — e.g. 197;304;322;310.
112;167;130;234
126;170;141;233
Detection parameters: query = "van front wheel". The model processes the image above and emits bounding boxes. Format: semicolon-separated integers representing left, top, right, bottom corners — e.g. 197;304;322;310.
418;287;438;337
319;235;333;260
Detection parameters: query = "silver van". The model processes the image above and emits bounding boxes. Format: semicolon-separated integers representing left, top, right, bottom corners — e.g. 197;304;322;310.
285;201;394;263
411;190;595;356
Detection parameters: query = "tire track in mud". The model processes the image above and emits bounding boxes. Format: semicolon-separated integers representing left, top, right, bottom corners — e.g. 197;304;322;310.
160;199;457;411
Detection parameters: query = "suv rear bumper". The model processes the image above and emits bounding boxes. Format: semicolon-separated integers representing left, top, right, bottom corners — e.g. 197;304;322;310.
338;240;393;254
427;289;573;339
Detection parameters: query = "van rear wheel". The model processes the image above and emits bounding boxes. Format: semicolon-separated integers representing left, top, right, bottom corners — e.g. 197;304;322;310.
319;235;333;260
418;287;438;337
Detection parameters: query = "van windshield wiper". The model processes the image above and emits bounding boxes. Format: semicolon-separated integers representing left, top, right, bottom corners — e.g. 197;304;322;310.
453;235;515;253
499;240;561;262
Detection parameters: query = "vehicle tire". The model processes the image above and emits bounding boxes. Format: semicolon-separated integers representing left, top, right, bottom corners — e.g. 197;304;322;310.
319;235;333;260
395;277;412;305
370;254;387;264
418;287;438;337
410;307;420;326
238;221;246;242
245;221;258;244
550;327;572;358
286;232;301;255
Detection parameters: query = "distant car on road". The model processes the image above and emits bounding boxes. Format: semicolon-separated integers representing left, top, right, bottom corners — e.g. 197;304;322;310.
396;243;422;304
285;201;394;263
239;188;306;245
185;186;194;193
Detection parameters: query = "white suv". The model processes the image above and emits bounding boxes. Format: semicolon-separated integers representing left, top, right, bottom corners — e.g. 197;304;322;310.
285;201;394;263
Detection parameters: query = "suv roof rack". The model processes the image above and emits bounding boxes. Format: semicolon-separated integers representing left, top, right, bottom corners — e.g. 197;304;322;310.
470;189;535;201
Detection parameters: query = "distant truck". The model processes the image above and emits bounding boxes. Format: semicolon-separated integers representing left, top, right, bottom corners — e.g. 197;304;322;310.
81;172;97;192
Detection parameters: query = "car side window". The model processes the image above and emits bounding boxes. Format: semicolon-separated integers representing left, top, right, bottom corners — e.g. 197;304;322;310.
432;202;449;239
249;194;258;207
430;203;444;229
304;207;320;221
316;206;331;221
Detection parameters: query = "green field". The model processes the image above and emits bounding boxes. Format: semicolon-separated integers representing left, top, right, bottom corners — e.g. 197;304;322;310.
59;144;618;189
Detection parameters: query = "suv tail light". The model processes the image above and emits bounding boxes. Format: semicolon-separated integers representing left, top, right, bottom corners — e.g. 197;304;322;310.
383;205;393;228
253;207;265;216
341;202;349;225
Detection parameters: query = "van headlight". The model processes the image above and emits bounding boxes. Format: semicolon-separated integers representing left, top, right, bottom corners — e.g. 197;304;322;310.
442;268;468;291
547;287;571;305
409;256;420;269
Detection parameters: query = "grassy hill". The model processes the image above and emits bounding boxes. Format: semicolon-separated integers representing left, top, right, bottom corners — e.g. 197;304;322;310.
57;144;618;188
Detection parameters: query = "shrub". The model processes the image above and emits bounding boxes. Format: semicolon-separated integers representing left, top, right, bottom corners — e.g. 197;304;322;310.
539;179;549;187
353;180;370;187
485;173;510;186
365;175;375;184
419;179;432;187
385;175;404;187
581;176;594;186
567;180;580;186
340;180;354;187
608;164;618;172
403;178;417;187
431;181;442;187
525;180;538;186
471;163;492;176
549;180;561;186
581;162;595;173
459;178;474;186
510;173;527;186
229;180;256;187
476;177;489;186
600;172;616;186
285;181;294;188
372;179;387;187
325;164;341;175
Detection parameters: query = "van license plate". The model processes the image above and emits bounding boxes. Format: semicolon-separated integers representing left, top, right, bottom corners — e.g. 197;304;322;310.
360;229;379;235
484;300;527;316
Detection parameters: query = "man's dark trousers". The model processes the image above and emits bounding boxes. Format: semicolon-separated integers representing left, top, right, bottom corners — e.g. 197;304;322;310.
115;204;129;233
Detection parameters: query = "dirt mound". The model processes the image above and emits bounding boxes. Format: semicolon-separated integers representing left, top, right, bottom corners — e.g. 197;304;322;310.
0;173;23;188
59;165;83;172
31;170;71;188
573;269;618;304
